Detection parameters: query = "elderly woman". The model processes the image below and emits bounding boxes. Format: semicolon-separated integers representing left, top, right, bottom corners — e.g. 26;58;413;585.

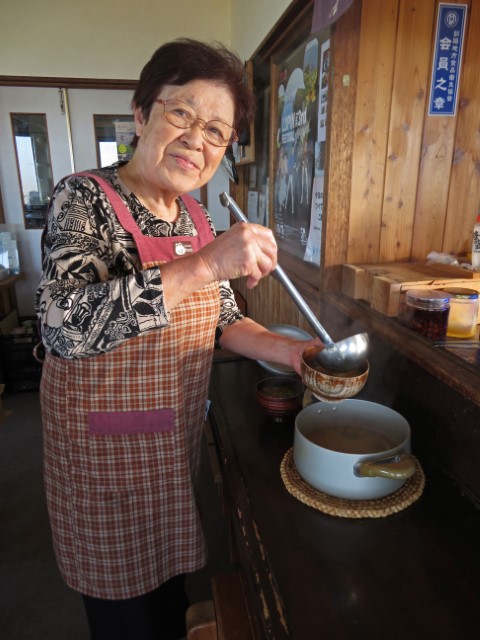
36;39;320;640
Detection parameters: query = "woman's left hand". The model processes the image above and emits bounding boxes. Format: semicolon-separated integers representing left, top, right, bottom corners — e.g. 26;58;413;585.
219;318;323;375
287;337;323;375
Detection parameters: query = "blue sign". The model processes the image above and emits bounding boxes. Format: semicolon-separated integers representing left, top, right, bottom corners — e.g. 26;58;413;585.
428;3;467;116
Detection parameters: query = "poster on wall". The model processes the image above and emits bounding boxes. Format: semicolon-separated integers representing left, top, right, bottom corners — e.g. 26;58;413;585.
273;35;325;264
114;120;135;161
304;175;324;265
305;38;330;265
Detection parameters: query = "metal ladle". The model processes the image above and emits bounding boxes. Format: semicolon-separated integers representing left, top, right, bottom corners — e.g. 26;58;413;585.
219;192;369;373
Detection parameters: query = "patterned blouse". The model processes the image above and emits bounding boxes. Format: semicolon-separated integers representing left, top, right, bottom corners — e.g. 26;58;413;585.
35;163;242;359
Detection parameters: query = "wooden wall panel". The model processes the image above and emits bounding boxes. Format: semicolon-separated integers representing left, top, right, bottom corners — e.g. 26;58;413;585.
347;0;399;264
345;0;480;266
412;0;470;260
379;0;435;262
323;0;362;290
232;275;314;335
442;0;480;254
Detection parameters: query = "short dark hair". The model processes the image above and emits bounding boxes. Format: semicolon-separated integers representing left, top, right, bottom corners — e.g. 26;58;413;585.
132;38;255;137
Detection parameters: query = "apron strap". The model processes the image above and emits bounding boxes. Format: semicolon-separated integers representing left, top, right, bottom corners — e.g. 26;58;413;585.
76;172;213;241
76;172;214;267
76;172;143;237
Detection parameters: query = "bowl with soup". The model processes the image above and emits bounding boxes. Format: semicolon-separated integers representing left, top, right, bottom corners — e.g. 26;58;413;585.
301;346;369;402
256;376;305;421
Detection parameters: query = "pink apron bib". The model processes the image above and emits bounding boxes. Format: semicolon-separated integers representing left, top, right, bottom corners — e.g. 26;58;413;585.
40;173;220;599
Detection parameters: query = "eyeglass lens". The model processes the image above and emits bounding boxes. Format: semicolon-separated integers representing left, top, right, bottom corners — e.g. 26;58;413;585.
159;99;236;146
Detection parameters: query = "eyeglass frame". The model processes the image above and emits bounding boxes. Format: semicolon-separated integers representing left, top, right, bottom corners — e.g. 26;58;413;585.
154;98;238;147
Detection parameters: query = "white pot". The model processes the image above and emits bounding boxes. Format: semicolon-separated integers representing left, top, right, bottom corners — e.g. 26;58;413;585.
293;399;416;500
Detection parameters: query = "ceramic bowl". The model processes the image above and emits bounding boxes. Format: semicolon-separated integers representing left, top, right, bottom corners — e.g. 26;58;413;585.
255;376;305;420
300;346;369;402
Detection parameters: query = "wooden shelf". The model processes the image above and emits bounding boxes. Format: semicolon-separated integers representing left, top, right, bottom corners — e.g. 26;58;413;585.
0;274;22;331
323;291;480;407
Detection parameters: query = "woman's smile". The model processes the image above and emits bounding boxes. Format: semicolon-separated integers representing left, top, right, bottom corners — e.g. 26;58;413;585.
170;151;201;172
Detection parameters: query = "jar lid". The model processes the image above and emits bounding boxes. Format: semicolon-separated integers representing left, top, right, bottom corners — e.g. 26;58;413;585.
438;287;479;299
406;289;451;309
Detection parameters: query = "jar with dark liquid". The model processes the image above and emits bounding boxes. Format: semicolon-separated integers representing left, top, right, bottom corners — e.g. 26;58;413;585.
404;289;451;340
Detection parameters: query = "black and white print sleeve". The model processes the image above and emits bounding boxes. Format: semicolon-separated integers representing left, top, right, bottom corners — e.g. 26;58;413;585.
35;174;168;359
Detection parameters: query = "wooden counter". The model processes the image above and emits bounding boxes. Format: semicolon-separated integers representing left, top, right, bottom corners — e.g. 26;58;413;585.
208;357;480;640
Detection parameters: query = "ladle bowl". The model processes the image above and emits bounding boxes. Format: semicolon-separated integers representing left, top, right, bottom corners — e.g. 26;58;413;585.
316;332;369;372
301;346;369;402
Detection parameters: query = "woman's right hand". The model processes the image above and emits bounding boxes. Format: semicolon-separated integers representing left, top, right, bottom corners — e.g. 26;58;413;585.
160;221;278;312
199;222;278;288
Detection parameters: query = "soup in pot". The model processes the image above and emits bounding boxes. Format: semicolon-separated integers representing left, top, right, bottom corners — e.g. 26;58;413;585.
306;425;397;454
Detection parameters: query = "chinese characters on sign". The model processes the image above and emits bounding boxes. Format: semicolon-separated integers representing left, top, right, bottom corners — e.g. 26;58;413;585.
428;3;467;117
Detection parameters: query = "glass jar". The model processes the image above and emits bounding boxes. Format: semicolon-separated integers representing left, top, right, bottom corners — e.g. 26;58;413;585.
404;289;451;340
439;287;479;338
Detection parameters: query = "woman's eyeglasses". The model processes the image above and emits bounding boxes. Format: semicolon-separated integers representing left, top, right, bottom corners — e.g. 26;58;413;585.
155;99;238;147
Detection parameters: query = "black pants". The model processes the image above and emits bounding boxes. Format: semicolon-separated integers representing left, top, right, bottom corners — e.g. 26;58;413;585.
82;574;189;640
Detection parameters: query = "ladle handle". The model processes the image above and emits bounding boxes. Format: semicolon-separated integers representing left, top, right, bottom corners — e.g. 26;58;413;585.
219;192;336;348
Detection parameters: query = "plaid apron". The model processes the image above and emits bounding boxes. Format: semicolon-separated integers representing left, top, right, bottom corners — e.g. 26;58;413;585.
40;176;219;599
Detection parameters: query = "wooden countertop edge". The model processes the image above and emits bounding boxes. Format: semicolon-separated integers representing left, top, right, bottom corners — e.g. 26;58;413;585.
207;392;291;640
323;291;480;408
0;273;22;287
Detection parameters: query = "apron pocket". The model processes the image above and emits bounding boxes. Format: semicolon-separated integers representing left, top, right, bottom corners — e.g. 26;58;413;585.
87;409;176;490
88;408;174;435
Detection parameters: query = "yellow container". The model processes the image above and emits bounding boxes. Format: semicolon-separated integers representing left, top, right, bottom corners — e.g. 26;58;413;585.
440;287;479;339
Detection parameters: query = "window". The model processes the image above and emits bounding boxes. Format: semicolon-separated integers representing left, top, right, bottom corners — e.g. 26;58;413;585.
11;113;54;229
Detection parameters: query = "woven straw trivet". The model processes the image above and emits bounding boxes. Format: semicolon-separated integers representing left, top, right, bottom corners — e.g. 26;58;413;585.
280;448;425;519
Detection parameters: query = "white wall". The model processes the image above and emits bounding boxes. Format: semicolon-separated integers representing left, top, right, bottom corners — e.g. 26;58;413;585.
230;0;293;60
0;0;293;77
0;0;232;79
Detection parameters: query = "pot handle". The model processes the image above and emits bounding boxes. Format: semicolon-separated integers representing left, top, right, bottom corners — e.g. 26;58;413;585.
354;453;416;480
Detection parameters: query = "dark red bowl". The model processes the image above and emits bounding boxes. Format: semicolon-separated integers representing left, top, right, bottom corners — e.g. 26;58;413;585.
255;377;305;420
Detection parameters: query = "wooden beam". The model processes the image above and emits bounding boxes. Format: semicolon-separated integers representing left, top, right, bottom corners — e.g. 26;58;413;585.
0;76;137;90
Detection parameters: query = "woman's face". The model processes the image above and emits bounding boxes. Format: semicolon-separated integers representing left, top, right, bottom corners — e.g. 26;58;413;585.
133;79;235;198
